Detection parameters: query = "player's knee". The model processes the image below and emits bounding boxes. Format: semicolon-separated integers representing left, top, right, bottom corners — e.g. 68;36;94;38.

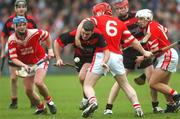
79;75;85;82
34;80;43;87
149;80;155;89
25;88;33;96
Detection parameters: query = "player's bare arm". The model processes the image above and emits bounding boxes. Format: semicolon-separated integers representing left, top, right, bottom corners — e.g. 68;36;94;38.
131;38;153;58
75;19;87;49
54;40;64;66
45;34;54;59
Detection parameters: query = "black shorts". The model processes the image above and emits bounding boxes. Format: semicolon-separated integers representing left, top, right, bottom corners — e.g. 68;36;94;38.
123;47;152;70
75;57;92;72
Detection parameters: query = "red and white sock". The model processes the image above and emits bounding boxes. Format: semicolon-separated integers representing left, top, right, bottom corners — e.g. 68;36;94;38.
133;103;141;109
37;103;45;110
169;89;178;96
45;96;52;103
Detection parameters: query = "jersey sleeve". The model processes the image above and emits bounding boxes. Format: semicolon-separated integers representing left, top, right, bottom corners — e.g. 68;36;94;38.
38;30;50;42
121;24;135;47
8;38;18;60
89;16;98;26
55;30;76;47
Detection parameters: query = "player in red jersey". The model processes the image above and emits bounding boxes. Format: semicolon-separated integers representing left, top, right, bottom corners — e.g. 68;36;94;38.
54;20;109;110
104;0;163;115
8;16;57;115
136;9;180;113
75;2;153;118
0;0;37;108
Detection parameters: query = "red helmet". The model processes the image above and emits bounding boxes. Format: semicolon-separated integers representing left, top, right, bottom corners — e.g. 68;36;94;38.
113;0;129;7
92;2;112;16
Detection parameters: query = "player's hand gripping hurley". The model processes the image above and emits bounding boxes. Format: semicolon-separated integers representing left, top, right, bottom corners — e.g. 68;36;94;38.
15;58;49;78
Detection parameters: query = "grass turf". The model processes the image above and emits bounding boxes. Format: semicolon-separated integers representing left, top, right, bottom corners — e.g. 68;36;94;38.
0;72;179;119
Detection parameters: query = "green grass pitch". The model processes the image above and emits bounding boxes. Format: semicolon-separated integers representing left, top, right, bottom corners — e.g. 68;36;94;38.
0;72;179;119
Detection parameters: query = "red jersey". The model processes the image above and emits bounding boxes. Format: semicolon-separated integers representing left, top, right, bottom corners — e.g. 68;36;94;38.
146;21;170;54
8;29;49;64
89;15;135;54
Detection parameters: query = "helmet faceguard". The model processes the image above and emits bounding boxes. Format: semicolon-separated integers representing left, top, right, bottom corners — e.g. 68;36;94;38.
92;2;112;16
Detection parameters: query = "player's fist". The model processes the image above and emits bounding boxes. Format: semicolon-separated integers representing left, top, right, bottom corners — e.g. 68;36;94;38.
143;50;153;58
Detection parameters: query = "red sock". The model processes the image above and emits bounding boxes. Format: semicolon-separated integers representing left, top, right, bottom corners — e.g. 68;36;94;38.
37;103;45;110
45;96;52;103
169;89;177;96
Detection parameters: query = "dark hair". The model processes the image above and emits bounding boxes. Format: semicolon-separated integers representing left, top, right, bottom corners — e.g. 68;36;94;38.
82;20;95;31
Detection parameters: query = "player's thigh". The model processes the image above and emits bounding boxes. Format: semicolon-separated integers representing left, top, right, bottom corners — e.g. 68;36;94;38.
9;66;18;79
149;69;170;85
84;71;101;87
90;53;105;75
109;53;125;76
79;63;90;81
34;69;47;84
114;73;129;86
144;65;154;82
23;76;34;91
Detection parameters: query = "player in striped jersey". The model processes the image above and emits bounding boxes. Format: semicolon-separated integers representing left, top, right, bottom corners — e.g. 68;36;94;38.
104;0;163;115
136;9;180;113
8;16;57;115
0;0;37;109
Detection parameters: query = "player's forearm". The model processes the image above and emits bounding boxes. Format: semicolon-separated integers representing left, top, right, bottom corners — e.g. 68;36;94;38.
12;58;26;67
45;36;53;49
131;39;146;55
75;20;86;42
54;40;62;60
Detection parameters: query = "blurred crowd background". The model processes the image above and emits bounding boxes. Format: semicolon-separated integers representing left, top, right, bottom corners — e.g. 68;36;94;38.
0;0;180;74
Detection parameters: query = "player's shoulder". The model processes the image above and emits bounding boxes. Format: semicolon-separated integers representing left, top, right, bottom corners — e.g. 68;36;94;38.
69;29;77;36
148;21;164;34
5;14;15;23
27;29;41;36
93;28;103;36
149;21;160;30
25;15;35;20
150;21;159;25
9;13;16;19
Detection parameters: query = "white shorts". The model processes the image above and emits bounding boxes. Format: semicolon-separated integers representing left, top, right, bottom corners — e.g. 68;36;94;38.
156;48;178;72
89;52;125;76
27;58;49;77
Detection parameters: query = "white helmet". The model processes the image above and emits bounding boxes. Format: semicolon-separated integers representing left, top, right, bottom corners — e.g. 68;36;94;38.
135;9;153;21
